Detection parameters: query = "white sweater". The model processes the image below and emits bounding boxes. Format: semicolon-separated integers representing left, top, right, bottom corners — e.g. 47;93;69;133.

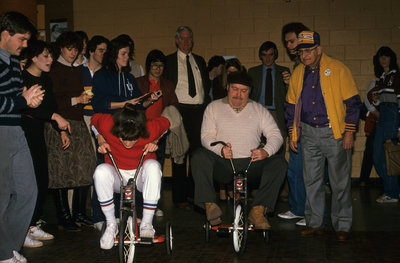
201;98;283;158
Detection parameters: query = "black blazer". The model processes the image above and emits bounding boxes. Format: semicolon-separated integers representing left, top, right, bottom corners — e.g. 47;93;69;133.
248;63;290;136
163;51;211;105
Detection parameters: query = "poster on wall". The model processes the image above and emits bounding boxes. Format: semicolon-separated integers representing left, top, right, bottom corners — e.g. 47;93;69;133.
50;19;67;42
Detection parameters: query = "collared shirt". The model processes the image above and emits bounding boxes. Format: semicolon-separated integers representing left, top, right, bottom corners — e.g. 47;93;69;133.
175;49;204;104
259;64;276;110
0;48;11;65
300;66;329;128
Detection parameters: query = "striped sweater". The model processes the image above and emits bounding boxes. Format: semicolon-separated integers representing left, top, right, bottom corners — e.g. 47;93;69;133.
0;52;27;126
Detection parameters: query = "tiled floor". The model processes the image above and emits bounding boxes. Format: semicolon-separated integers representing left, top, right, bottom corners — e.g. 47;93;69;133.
22;181;400;263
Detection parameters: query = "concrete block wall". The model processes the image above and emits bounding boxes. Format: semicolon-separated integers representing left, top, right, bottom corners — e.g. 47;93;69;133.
73;0;400;178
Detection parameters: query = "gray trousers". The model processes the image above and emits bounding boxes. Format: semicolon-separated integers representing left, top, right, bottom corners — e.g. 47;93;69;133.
301;123;352;232
0;126;37;260
191;147;287;211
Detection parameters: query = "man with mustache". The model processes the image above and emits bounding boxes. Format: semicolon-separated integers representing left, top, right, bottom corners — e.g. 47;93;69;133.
191;71;287;229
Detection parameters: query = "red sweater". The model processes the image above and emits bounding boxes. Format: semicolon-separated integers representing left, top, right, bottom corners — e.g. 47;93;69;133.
91;113;170;170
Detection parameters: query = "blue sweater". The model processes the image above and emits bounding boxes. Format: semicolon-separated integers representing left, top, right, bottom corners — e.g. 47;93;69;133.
92;67;142;114
0;51;27;126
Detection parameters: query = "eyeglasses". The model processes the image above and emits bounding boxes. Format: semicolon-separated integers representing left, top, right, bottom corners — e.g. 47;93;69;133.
297;45;319;56
151;64;164;69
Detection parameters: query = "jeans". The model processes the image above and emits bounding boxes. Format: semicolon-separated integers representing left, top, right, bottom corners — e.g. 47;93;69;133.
373;104;400;198
287;142;306;216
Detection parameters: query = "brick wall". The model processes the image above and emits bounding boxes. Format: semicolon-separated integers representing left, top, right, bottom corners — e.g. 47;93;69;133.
73;0;400;178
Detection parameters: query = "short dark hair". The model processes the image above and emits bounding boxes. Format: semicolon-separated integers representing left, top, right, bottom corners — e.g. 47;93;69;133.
86;35;109;58
54;31;83;63
259;41;278;60
0;11;36;38
207;56;225;72
111;103;149;141
75;30;88;44
24;39;53;69
145;49;166;74
103;36;131;73
115;34;135;59
373;46;398;78
281;22;310;47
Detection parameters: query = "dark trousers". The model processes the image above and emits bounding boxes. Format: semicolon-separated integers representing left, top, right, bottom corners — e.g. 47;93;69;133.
171;104;204;203
360;129;375;183
191;148;287;211
21;117;49;226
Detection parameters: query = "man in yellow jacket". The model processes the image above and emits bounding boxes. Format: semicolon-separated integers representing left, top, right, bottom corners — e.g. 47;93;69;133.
285;31;361;241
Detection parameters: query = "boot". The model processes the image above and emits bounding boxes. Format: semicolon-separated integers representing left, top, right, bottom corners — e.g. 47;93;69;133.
72;186;93;226
248;205;271;230
205;202;222;226
53;189;80;231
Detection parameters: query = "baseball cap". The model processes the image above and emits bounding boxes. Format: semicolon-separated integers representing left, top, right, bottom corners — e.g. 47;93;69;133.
296;31;320;50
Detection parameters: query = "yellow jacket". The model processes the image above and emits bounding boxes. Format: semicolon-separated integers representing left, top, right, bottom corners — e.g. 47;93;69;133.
286;53;359;141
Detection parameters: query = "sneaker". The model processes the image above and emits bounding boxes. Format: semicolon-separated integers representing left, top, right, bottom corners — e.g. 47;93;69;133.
296;218;306;226
94;221;105;232
376;194;399;203
155;208;164;217
100;223;118;250
277;210;304;220
23;234;43;248
140;222;155;239
13;251;27;263
29;225;54;240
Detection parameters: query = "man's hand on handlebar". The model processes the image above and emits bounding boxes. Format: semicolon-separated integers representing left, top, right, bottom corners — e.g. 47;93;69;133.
221;142;233;159
250;148;269;162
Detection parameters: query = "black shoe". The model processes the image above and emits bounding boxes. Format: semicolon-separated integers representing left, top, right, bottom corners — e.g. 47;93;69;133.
73;213;94;226
59;214;81;231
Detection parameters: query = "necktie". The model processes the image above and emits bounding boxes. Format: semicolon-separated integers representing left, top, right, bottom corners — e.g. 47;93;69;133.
187;55;196;97
265;68;273;106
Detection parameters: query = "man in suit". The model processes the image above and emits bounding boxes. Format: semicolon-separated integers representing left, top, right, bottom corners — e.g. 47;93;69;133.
249;41;290;156
163;26;210;207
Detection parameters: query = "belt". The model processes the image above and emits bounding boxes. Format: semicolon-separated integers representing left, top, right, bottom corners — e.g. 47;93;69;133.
179;103;204;109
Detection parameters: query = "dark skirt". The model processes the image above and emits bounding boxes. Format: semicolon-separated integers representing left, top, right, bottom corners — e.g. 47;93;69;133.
44;119;96;189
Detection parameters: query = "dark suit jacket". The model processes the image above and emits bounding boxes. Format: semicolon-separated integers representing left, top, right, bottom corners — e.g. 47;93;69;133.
248;63;290;137
163;51;211;105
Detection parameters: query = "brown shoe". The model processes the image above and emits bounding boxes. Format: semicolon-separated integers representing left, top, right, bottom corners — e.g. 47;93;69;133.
205;202;222;226
300;227;324;236
336;231;350;241
248;205;271;230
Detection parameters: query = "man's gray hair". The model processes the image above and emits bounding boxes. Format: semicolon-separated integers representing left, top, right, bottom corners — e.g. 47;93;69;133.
175;26;193;39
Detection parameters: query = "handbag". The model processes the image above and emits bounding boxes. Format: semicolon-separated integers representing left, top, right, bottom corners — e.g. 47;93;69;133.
384;140;400;176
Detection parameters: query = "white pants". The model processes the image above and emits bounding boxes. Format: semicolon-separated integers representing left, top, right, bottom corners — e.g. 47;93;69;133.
93;159;162;218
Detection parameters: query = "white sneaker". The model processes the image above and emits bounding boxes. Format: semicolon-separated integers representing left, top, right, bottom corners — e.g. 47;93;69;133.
13;251;27;263
155;208;164;217
296;218;306;226
100;223;118;250
0;256;22;263
376;194;399;203
24;234;43;248
277;210;303;220
29;225;54;240
140;222;155;239
94;221;105;232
